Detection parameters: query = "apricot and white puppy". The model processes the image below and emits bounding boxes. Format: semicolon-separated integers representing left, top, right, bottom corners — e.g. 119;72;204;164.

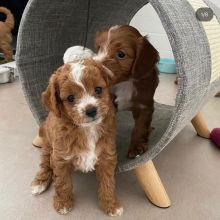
31;59;123;216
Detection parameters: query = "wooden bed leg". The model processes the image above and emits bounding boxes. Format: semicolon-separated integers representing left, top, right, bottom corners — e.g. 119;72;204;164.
191;112;210;139
134;160;171;208
32;134;43;148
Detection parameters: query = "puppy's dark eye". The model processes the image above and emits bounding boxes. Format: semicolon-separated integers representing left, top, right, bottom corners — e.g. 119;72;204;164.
95;87;103;95
67;95;74;102
116;50;125;59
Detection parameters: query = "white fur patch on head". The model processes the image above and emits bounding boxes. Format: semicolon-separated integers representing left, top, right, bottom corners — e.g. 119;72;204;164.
77;94;97;114
94;26;121;62
70;62;85;90
108;25;121;44
93;48;108;62
63;46;96;63
102;64;114;78
109;25;121;32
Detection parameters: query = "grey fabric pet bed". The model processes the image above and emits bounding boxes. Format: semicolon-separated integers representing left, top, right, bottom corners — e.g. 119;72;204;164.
16;0;220;173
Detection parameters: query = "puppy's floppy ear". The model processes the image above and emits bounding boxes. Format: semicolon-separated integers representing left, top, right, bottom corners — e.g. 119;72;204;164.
132;36;159;79
42;73;61;118
95;28;109;51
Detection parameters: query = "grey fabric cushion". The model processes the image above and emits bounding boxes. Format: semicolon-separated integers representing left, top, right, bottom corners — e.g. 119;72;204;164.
16;0;220;172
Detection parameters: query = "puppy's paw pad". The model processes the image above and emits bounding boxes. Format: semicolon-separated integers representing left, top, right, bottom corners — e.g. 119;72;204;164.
127;145;147;159
109;207;124;217
58;207;72;215
31;184;47;195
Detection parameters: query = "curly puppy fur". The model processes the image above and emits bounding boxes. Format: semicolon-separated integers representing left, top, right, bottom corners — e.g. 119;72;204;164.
31;59;123;216
0;7;14;61
94;25;159;158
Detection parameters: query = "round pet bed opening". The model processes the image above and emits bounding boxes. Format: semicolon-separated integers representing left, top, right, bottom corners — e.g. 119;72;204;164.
17;0;220;172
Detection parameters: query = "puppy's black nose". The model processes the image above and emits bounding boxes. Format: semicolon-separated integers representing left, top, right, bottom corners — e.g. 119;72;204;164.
85;106;97;118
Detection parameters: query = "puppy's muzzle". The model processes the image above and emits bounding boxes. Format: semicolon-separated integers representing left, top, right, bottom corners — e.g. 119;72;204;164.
85;106;97;118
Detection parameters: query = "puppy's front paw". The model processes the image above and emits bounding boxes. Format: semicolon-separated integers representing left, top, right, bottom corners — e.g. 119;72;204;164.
108;206;124;217
100;199;123;217
31;174;52;195
31;184;47;195
127;143;147;159
53;197;74;215
57;206;73;215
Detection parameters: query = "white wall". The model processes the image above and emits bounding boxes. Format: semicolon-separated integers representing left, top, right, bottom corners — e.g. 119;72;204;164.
211;0;220;7
130;0;220;59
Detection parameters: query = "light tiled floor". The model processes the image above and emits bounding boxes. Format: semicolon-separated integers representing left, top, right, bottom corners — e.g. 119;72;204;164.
0;75;220;220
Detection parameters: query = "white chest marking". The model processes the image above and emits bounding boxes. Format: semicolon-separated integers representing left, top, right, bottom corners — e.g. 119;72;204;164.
112;79;136;110
75;125;99;173
76;151;98;173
